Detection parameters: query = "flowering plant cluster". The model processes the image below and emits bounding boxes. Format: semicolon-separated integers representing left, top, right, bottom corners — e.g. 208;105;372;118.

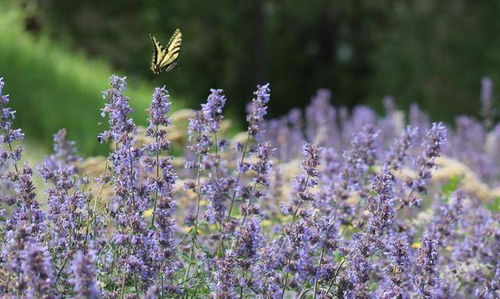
0;75;498;298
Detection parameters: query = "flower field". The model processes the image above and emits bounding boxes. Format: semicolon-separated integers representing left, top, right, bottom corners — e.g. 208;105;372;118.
0;75;498;298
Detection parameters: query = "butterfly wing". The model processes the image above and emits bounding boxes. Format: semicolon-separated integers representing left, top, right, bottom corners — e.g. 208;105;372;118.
149;33;166;74
159;28;182;71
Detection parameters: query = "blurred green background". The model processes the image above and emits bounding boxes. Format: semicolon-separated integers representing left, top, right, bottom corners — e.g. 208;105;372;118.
1;0;499;155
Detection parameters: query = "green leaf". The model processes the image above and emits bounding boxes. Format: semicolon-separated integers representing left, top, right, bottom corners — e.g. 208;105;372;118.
441;175;462;197
368;165;377;174
486;197;500;213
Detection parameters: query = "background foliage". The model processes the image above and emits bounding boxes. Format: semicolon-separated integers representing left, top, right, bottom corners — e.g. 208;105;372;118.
32;0;500;122
1;0;499;154
0;4;177;154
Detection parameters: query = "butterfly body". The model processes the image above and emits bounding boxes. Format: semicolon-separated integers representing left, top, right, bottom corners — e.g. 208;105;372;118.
150;28;182;74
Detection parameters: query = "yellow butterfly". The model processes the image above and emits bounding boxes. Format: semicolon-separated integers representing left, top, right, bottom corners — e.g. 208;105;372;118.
149;28;182;74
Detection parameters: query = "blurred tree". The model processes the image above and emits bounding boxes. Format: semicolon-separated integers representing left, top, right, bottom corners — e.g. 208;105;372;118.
370;0;500;123
25;0;390;116
21;0;500;122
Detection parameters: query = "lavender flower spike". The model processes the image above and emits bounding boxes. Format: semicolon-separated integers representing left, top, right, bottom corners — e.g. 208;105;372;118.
186;88;226;159
22;243;55;298
480;77;494;128
202;88;226;133
247;83;270;137
98;75;135;143
0;77;24;166
70;250;100;299
416;230;440;297
411;122;447;194
367;167;396;235
147;86;172;130
293;143;322;201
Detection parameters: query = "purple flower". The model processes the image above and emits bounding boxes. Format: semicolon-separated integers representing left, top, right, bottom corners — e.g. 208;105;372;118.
21;243;55;298
344;106;377;142
343;232;376;298
383;233;413;292
70;250;100;299
202;177;234;224
305;89;338;146
342;125;379;191
449;116;491;181
211;256;237;297
314;148;341;210
234;142;274;227
0;78;24;174
247;83;270;137
416;230;440;297
0;73;497;298
409;103;430;139
480;77;494;128
187;110;212;156
52;128;80;164
431;190;465;246
38;130;87;257
384;126;417;171
186;88;227;169
143;86;178;259
144;86;172;155
7;165;45;237
234;216;263;259
99;75;141;210
99;75;156;284
3;222;32;290
149;157;177;257
0;78;24;147
202;88;226;133
147;86;171;127
410;122;447;194
292;143;322;201
98;75;135;143
250;142;273;187
367;167;396;235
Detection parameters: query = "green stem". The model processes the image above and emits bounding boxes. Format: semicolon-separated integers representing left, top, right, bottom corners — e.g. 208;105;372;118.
150;124;160;229
183;239;196;284
226;134;251;222
173;228;193;250
313;244;326;298
182;155;203;289
325;257;347;295
84;160;109;247
280;174;311;298
128;145;136;207
4;133;19;174
238;182;258;228
281;272;290;299
239;271;245;298
2;131;21;292
228;181;258;252
219;134;251;258
280;200;303;299
213;132;220;180
120;274;126;299
55;253;70;282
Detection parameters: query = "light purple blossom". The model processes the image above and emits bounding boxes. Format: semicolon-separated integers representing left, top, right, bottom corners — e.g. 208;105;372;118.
247;83;270;137
416;230;440;297
411;122;447;194
70;250;100;299
0;75;496;298
21;243;54;298
292;143;322;202
480;77;494;128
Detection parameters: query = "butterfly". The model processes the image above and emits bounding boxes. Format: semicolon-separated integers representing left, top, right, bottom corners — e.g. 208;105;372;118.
149;28;182;74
